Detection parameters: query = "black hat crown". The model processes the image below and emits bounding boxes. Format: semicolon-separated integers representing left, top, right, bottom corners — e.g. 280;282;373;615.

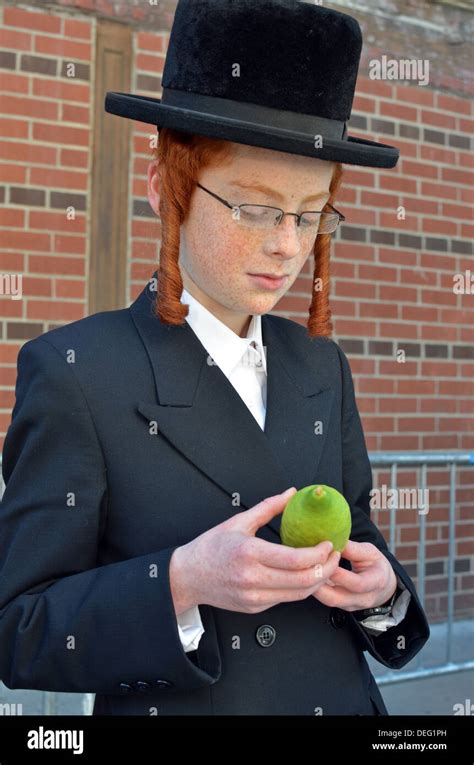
105;0;399;168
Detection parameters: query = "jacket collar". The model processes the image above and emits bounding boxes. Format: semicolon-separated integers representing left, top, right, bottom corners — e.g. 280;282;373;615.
130;272;335;541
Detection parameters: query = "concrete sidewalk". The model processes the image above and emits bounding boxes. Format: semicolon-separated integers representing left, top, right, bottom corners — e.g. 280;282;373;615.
367;618;474;715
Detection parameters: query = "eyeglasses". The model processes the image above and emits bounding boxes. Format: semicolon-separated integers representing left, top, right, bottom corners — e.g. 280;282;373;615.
196;182;345;237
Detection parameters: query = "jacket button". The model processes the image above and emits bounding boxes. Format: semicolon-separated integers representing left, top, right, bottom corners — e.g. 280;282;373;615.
119;683;133;694
155;679;173;689
255;624;276;647
330;609;346;629
135;681;152;693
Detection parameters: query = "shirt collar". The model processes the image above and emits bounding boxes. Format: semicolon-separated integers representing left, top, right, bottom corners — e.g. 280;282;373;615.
181;287;267;377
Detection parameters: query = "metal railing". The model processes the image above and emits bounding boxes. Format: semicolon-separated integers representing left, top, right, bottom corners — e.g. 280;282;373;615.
1;452;473;708
368;451;474;684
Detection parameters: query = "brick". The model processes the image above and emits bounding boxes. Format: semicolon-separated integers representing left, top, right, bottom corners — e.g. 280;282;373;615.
397;416;436;433
32;77;89;102
448;133;471;150
399;123;419;139
0;28;32;51
136;32;164;52
453;345;474;359
55;279;86;299
334;280;376;299
0;72;29;94
33;122;89;147
0;94;58;120
379;174;417;194
30;167;88;191
28;255;85;276
358;377;395;394
360;303;398;319
423;218;458;236
381;436;420;451
378;248;417;267
441;167;473;186
1;230;51;251
421;324;457;342
20;54;57;76
0;252;24;271
421;109;456;129
439;415;473;431
437;93;472;116
0;118;29;138
379;397;417;412
0;51;16;70
380;101;418;121
136;53;165;73
419;145;456;165
19;277;53;297
440;308;473;325
439;380;473;396
50;191;87;211
379;361;418;377
7;321;43;340
26;300;85;321
0;208;24;227
10;187;46;206
34;35;91;62
63;19;92;40
400;268;437;286
421;181;457;200
59;60;90;81
61;103;90;124
380;322;419;339
396;380;436;396
60;148;89;169
379;285;418;303
423;128;445;145
0;168;23;188
333;319;377;338
395;84;435;108
54;234;86;254
401;160;438;179
3;7;61;34
371;118;395;135
0;140;57;165
29;210;86;233
0;298;22;318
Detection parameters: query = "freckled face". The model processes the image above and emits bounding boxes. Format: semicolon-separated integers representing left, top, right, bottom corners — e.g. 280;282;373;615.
178;143;335;323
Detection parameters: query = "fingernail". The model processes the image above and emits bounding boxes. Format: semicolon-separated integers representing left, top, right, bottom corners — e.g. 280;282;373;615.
327;541;334;552
284;486;297;495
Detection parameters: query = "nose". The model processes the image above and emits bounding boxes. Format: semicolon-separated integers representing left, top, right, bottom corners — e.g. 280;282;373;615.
265;213;303;254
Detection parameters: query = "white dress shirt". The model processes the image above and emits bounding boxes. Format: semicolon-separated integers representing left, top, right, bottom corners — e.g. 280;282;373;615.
175;286;410;652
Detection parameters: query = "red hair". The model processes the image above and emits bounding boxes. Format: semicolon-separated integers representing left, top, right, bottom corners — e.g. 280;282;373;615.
151;128;343;337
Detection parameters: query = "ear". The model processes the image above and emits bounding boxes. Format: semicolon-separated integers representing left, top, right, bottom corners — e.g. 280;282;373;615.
147;160;161;215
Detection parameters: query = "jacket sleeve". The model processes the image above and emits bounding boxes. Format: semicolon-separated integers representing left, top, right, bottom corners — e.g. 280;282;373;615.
0;337;221;695
334;341;430;670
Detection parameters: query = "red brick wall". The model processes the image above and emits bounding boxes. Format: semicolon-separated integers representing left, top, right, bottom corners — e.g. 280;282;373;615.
0;2;473;623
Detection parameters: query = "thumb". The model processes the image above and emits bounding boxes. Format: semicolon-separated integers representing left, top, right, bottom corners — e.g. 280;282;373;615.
242;487;297;536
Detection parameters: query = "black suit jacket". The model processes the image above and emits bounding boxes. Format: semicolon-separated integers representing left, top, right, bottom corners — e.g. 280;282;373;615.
0;272;429;715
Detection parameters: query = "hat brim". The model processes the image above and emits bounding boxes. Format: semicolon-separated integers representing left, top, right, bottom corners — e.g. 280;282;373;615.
105;92;399;169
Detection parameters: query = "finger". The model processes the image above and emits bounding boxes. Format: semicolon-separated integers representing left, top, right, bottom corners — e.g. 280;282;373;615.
257;550;341;590
340;540;379;562
240;487;297;535
252;537;334;570
312;583;360;609
328;565;380;594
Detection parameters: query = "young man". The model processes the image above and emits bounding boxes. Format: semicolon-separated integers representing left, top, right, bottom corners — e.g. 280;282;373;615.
0;0;429;715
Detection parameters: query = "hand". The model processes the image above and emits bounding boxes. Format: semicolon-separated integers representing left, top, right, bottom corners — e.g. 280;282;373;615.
169;487;341;616
311;540;398;612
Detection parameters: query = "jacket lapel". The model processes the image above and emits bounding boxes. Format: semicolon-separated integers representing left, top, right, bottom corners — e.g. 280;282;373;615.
130;272;335;541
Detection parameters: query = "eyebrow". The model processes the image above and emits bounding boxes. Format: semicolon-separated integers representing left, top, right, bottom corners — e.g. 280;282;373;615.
227;180;330;204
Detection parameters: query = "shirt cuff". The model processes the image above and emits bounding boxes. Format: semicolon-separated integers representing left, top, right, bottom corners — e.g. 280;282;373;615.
176;604;205;653
359;575;411;636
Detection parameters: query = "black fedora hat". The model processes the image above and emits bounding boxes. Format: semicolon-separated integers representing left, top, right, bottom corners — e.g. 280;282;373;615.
105;0;399;169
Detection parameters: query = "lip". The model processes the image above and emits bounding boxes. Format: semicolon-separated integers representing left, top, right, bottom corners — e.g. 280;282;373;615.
248;273;289;290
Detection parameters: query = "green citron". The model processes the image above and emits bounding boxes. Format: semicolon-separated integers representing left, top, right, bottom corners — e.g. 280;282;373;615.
280;484;351;552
